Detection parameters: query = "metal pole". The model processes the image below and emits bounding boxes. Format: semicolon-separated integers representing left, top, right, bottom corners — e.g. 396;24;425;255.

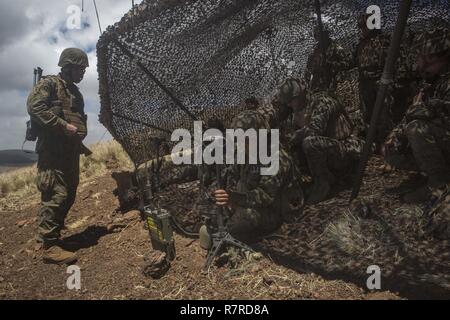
112;38;199;121
131;0;135;27
111;112;172;134
350;0;413;202
314;0;324;43
93;0;102;34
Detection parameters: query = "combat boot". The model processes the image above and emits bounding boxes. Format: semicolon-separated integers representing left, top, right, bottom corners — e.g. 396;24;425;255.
306;173;335;205
402;185;431;204
42;242;77;265
402;174;449;204
385;173;427;195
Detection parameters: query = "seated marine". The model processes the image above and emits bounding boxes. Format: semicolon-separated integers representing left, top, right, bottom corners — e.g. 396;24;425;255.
285;78;365;204
383;27;450;203
200;105;304;246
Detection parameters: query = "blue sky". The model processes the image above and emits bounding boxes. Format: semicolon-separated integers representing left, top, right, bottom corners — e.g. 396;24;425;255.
0;0;143;150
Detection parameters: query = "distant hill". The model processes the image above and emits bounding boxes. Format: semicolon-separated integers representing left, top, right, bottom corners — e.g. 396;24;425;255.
0;150;38;173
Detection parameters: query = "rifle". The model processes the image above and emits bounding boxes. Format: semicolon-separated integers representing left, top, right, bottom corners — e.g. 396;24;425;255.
24;68;44;147
202;136;254;270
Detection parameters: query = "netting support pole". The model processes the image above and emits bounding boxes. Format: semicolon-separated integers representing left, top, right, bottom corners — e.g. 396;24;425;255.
314;0;324;49
350;0;412;202
111;112;172;134
112;38;199;122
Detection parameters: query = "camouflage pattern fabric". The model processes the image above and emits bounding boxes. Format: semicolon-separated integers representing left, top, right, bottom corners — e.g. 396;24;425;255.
354;29;394;143
354;30;391;81
231;105;271;131
223;148;304;242
233;99;297;145
201;107;305;242
391;29;422;124
304;92;354;140
334;68;365;136
384;69;450;183
424;185;450;240
36;157;80;242
27;74;88;152
299;91;364;178
58;48;89;68
413;27;450;56
306;39;353;91
27;74;86;244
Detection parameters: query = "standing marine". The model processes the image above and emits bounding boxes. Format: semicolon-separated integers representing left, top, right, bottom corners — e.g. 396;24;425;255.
27;48;90;264
305;27;353;92
354;13;393;144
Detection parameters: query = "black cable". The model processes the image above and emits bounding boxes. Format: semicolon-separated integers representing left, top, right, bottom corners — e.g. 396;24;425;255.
93;0;102;35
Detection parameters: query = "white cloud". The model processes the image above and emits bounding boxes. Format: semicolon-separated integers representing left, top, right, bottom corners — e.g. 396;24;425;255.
0;0;143;150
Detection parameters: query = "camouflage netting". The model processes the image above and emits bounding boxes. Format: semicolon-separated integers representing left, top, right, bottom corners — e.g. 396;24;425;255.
99;0;450;297
98;0;450;166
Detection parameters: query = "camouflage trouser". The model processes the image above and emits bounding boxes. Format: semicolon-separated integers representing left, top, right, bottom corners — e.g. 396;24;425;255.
360;79;394;144
36;155;80;243
199;201;282;243
302;135;365;178
424;186;450;240
226;207;283;243
385;119;450;181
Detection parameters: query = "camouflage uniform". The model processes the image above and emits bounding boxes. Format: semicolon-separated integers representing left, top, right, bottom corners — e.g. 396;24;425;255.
27;49;89;245
354;26;393;143
424;186;450;240
291;90;364;204
206;108;304;243
303;91;364;172
306;30;353;91
384;71;450;180
392;29;421;124
384;28;450;200
222;149;304;242
245;97;296;145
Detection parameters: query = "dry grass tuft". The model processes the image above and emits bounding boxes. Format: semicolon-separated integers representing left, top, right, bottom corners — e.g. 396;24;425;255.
79;140;133;180
324;210;380;258
0;166;38;198
0;140;132;210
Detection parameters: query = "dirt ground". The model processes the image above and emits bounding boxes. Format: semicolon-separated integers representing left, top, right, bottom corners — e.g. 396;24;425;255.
0;163;404;300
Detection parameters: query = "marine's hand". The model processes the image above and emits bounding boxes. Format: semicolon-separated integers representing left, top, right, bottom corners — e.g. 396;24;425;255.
213;189;229;206
65;123;78;136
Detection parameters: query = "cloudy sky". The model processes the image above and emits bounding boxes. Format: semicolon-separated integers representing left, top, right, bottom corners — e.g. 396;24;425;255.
0;0;143;150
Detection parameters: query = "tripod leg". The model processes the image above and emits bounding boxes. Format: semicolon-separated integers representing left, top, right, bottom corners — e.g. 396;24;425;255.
204;238;225;270
224;234;254;253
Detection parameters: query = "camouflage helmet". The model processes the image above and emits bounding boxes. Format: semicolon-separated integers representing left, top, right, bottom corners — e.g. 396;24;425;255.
413;27;450;57
276;78;307;105
58;48;89;68
231;109;270;131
